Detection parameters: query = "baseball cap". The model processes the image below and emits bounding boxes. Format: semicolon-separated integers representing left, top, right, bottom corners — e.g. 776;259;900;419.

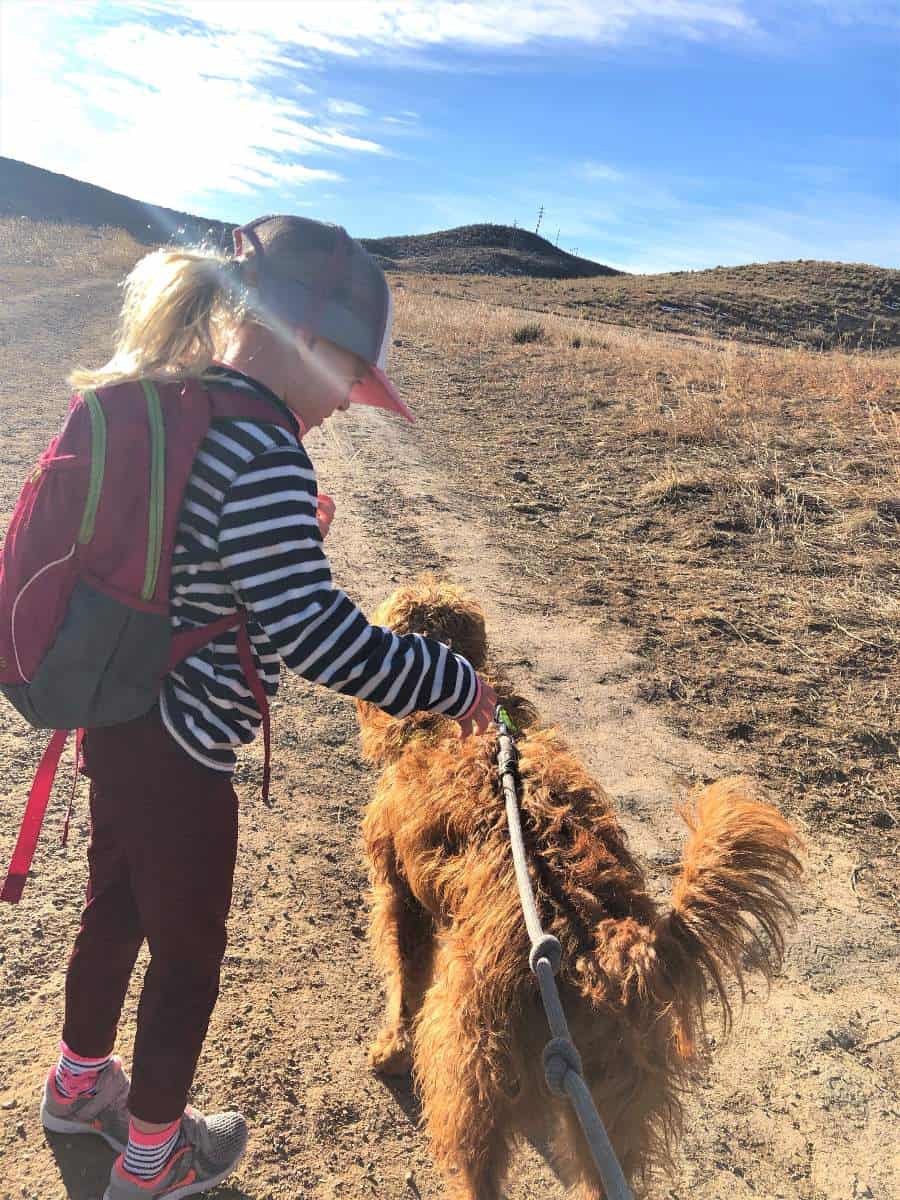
233;214;413;422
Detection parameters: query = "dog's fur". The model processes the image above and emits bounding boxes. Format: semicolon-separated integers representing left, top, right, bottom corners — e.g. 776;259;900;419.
357;578;802;1199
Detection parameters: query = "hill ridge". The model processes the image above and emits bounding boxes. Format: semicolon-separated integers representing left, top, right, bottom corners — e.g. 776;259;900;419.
3;157;897;347
0;157;614;279
362;222;619;278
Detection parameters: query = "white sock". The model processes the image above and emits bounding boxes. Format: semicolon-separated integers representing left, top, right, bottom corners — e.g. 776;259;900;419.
55;1042;112;1099
122;1119;183;1180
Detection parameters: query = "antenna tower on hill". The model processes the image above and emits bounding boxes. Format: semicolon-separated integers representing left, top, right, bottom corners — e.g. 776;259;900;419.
535;205;544;236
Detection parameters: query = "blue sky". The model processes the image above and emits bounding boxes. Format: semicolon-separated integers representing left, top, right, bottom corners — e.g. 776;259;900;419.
1;1;898;272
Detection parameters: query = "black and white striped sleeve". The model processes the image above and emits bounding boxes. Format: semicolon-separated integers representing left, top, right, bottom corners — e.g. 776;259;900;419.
217;444;479;719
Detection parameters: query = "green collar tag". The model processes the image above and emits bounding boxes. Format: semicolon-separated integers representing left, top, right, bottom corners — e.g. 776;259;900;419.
496;706;518;734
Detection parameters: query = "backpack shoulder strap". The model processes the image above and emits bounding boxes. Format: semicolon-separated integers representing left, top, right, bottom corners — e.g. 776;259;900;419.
197;376;299;440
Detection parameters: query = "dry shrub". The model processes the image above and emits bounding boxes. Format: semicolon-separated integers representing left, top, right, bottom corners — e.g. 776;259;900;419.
511;321;545;343
637;469;718;506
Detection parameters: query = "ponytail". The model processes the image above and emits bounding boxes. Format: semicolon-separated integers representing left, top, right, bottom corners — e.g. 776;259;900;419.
69;245;245;390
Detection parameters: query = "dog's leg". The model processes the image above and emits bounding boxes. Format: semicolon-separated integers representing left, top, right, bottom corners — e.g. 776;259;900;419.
549;1101;647;1200
366;841;434;1076
414;943;515;1200
546;1107;607;1199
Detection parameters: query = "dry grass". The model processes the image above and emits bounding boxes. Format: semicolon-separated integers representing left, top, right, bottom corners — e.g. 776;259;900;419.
389;280;900;904
0;216;145;291
395;262;900;350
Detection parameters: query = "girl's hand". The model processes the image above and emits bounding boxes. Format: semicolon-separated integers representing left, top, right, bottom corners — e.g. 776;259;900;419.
457;678;499;739
316;493;336;538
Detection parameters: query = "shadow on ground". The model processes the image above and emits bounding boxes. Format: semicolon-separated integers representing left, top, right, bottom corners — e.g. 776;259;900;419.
379;1070;421;1129
376;1068;565;1191
44;1131;258;1199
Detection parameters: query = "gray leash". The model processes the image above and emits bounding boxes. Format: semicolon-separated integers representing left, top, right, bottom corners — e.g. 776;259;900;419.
495;707;634;1200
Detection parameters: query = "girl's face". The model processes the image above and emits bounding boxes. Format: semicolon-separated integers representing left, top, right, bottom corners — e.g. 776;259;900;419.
287;334;367;431
220;321;366;434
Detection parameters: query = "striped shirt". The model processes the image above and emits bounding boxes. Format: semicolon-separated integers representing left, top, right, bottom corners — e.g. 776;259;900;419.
159;368;478;773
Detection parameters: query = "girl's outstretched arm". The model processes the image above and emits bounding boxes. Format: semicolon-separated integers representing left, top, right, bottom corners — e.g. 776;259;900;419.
218;444;480;722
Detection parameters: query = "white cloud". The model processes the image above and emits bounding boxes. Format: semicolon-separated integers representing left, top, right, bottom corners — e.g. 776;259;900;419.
144;0;757;52
799;1;900;28
581;193;900;272
0;3;389;214
577;162;627;183
410;163;900;272
383;113;422;128
3;0;890;242
326;99;370;117
1;1;760;215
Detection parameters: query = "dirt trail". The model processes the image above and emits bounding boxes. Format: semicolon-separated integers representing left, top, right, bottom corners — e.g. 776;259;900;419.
0;275;897;1200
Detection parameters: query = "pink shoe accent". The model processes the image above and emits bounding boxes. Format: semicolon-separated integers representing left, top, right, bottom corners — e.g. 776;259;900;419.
58;1067;99;1097
47;1067;77;1106
55;1042;117;1100
113;1146;192;1190
126;1118;180;1148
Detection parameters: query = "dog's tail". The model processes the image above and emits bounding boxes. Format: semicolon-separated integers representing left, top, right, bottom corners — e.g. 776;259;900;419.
650;777;802;1059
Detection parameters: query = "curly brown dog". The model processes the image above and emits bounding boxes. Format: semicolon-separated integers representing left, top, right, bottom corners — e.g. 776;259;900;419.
357;578;802;1200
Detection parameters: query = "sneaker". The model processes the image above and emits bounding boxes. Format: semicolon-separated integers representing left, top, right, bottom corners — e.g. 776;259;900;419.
103;1108;248;1200
40;1056;130;1152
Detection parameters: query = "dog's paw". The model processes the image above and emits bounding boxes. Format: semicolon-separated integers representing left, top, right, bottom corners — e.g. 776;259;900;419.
368;1027;413;1076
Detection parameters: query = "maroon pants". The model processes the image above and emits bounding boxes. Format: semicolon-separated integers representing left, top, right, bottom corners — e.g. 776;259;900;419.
62;707;238;1123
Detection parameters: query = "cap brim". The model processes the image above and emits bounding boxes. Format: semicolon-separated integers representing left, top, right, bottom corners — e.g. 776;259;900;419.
350;365;414;422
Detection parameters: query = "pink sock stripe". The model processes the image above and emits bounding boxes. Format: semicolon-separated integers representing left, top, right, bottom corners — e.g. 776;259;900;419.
127;1119;181;1147
59;1039;112;1067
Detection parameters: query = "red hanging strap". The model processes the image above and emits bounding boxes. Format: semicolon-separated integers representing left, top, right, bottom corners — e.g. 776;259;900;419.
235;620;272;806
167;612;244;671
168;609;274;806
61;727;85;848
1;729;71;903
2;612;275;905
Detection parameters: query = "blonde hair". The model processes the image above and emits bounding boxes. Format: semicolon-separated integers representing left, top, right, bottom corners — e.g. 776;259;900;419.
69;244;246;390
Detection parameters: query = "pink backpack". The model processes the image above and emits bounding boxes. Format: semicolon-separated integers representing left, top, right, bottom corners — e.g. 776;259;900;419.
0;376;296;901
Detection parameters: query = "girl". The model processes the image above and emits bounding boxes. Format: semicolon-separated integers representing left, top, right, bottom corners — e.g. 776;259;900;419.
37;215;497;1200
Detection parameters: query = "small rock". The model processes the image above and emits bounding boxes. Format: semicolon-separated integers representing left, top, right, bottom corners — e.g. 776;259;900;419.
1;1098;17;1110
15;1121;26;1138
828;1027;857;1051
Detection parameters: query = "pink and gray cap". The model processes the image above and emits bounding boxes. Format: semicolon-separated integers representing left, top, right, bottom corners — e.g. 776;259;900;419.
232;214;413;422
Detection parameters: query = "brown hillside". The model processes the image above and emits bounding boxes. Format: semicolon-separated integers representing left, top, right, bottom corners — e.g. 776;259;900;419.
408;259;900;351
1;157;232;247
362;223;618;279
4;157;897;350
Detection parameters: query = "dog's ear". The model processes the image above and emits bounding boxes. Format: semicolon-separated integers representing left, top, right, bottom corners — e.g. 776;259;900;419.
372;576;488;670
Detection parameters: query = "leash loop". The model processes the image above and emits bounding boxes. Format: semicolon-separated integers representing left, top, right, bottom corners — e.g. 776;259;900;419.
529;934;562;976
542;1037;584;1097
495;706;634;1200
